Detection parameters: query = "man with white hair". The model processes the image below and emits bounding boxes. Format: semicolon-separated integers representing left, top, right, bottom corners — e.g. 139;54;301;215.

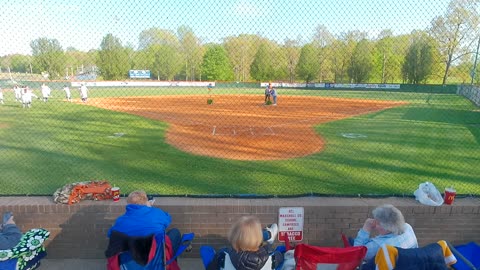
353;204;418;260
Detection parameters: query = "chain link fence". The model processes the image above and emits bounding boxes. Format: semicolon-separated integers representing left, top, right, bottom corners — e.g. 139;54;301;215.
0;0;479;197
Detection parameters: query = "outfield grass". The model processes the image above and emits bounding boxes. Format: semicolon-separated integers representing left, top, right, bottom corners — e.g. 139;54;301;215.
0;87;479;196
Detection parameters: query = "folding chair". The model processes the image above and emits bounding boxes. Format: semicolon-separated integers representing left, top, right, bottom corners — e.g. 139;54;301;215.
106;230;194;270
0;228;50;270
294;244;367;270
374;240;457;270
450;242;480;270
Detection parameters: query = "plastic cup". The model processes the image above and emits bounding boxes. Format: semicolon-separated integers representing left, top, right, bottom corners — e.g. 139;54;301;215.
111;187;120;202
444;187;456;205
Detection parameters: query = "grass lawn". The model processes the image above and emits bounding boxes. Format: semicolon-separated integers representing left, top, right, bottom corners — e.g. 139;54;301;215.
0;87;479;196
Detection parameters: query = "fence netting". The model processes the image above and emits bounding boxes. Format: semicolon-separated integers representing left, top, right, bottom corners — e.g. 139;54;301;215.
0;0;479;197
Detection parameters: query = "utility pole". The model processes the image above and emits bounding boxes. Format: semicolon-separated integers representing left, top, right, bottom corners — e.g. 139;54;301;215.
471;36;480;85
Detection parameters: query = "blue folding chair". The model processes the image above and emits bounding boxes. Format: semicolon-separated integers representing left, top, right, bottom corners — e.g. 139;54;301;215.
107;230;194;270
450;242;480;270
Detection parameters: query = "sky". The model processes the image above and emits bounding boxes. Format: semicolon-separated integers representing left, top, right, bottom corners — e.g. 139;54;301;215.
0;0;452;56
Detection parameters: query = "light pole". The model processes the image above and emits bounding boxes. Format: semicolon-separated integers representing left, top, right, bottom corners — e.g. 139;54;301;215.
471;36;480;85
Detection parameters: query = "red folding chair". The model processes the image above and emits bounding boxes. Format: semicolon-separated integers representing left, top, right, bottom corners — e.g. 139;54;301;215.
341;233;352;247
294;243;367;270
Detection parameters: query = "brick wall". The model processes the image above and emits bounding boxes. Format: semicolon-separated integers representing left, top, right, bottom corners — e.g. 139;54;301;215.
0;196;479;259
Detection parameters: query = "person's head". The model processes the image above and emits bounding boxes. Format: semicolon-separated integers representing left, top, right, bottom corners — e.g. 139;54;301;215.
372;204;405;235
127;190;149;206
228;216;263;252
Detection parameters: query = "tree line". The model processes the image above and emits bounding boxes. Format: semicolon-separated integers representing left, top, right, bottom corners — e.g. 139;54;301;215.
1;0;479;85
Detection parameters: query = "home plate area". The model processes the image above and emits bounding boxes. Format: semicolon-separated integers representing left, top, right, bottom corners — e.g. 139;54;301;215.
212;126;275;136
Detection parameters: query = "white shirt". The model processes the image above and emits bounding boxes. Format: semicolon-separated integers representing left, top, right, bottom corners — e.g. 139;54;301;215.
41;85;51;97
22;90;38;103
80;85;88;98
64;87;71;97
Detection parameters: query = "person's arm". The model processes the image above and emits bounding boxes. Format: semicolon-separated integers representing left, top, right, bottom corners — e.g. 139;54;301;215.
151;207;172;229
353;218;380;260
353;228;381;260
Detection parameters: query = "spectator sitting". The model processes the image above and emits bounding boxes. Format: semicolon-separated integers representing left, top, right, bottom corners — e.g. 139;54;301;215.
353;204;418;261
205;215;282;270
106;190;184;268
0;212;22;250
108;190;171;237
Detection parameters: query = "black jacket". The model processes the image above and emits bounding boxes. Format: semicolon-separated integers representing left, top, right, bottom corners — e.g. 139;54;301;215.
208;245;283;270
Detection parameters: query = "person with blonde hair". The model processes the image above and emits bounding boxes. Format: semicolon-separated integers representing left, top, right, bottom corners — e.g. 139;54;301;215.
353;204;418;261
205;216;282;270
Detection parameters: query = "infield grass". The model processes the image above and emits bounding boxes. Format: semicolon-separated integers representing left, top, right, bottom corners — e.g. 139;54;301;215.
0;87;478;196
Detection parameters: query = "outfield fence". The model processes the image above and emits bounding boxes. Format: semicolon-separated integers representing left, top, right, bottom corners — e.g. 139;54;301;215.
458;85;480;106
0;0;480;197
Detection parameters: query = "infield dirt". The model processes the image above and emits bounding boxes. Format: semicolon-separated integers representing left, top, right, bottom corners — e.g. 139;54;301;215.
86;95;405;160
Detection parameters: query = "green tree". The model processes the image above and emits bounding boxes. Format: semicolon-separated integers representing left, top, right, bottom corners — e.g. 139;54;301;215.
5;54;32;73
97;34;130;80
178;26;204;81
348;39;374;83
250;43;276;81
313;25;334;82
372;30;394;83
65;47;97;78
138;28;179;49
30;37;66;79
402;32;435;84
296;43;319;83
284;38;301;83
224;34;260;82
152;44;183;80
330;31;366;83
201;45;233;81
429;0;480;84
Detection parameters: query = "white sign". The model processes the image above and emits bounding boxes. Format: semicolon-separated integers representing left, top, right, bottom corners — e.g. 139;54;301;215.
278;207;304;242
71;81;215;87
129;70;151;79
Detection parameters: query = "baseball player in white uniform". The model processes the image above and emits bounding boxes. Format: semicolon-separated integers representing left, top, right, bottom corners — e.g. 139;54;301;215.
14;85;22;102
63;85;72;102
0;87;4;104
41;83;51;102
80;83;88;103
21;87;38;108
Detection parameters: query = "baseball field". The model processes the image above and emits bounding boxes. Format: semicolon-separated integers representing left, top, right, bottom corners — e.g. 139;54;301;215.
0;87;479;196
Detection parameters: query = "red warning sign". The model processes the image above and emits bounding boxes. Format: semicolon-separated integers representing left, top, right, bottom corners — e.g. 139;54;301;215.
278;207;304;242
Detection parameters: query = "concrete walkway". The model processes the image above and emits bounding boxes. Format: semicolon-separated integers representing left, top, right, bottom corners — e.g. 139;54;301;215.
39;258;203;270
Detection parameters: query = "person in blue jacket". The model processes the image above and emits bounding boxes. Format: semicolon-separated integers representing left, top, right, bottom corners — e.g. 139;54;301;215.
108;190;181;252
108;190;171;237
